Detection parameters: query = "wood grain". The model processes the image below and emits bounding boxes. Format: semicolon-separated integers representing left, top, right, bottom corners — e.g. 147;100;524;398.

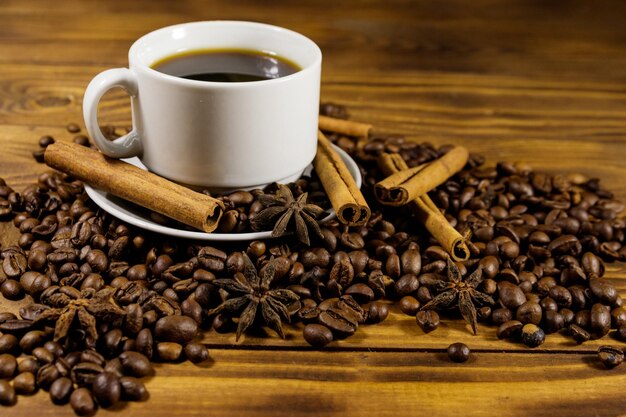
1;0;626;415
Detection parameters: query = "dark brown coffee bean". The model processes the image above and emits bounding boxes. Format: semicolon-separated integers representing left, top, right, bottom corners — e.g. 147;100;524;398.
303;324;334;348
516;301;542;325
447;342;470;363
18;357;40;374
399;296;420;316
416;286;432;305
590;303;611;339
0;280;24;300
119;351;154;377
0;380;16;406
574;310;591;330
416;310;439;333
120;376;149;402
70;387;96;416
13;371;37;395
49;376;74;404
548;235;581;256
611;307;626;329
569;324;591;344
92;371;121;408
318;308;357;338
344;283;374;304
520;324;545;347
0;354;17;378
394;274;419;297
596;345;623;369
498;282;526;309
400;245;421;275
39;135;56;147
479;256;499;279
66;122;81;133
0;334;18;355
157;342;183;362
154;315;198;344
197;247;227;272
367;302;389;323
32;346;55;364
36;363;60;390
497;320;523;339
544;311;565;334
72;362;104;387
589;277;618;305
491;308;513;325
184;342;209;364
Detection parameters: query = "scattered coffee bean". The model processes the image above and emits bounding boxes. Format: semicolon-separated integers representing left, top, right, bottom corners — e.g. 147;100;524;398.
447;342;470;363
520;324;545;348
92;372;121;408
154;315;198;344
597;345;624;369
416;310;440;333
70;387;96;416
367;302;389;323
12;372;37;395
0;353;17;378
0;380;16;406
184;342;209;364
303;324;334;347
120;376;149;402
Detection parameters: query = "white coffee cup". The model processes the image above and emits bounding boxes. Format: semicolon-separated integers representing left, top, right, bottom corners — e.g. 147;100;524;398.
83;21;321;189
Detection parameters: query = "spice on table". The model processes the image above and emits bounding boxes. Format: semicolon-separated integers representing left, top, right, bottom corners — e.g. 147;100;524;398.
374;146;469;207
377;152;470;261
43;141;224;233
313;131;371;225
597;345;624;369
250;183;324;245
318;114;372;138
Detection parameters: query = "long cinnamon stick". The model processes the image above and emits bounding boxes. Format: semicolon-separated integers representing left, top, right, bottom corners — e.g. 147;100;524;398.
374;146;469;206
318;115;372;138
313;131;371;226
378;152;470;261
44;142;224;233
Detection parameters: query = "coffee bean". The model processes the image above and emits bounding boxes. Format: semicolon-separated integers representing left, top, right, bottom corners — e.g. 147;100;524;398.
597;345;624;369
399;296;420;316
120;377;149;402
590;303;611;339
119;351;153;377
318;308;357;338
71;362;104;387
394;274;419;297
70;387;96;416
36;363;60;390
569;324;591;344
92;372;121;408
154;315;198;344
32;346;55;364
18;357;40;374
520;324;545;347
303;324;334;347
367;302;389;323
0;353;17;378
0;334;18;355
589;277;618;305
544;311;565;334
447;342;470;363
157;342;183;362
497;320;523;339
515;301;542;325
13;371;37;395
0;380;16;406
416;310;439;333
0;280;24;300
184;342;209;364
491;308;513;325
498;282;526;309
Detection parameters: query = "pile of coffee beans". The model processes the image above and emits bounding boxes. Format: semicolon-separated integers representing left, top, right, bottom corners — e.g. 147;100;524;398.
1;105;625;414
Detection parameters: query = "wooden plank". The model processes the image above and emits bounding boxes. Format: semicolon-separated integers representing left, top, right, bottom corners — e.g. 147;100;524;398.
3;350;626;417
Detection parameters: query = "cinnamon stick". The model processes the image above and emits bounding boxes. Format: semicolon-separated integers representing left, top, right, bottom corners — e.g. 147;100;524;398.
44;142;224;233
313;131;371;226
318;115;372;138
374;146;469;207
378;152;470;261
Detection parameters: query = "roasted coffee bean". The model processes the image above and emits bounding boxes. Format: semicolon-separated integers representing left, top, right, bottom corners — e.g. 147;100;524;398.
318;308;357;338
597;345;624;369
120;376;149;402
491;308;513;325
589;277;618;305
416;310;439;333
544;311;565;334
0;334;19;355
497;320;523;339
0;280;24;300
119;351;154;377
197;247;227;272
590;303;611;339
72;362;104;387
516;301;542;325
498;282;526;309
569;324;591;344
70;387;96;416
344;283;375;304
520;324;545;347
394;274;419;297
18;357;40;374
13;371;37;395
33;346;55;364
92;372;121;408
0;380;16;406
303;324;334;348
157;342;183;362
0;353;17;378
50;376;74;405
154;315;198;344
447;342;470;363
184;342;209;364
19;330;47;354
367;302;389;323
36;363;60;390
399;296;420;316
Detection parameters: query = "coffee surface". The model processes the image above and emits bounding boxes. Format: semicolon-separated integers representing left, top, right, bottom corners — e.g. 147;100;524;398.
151;48;301;82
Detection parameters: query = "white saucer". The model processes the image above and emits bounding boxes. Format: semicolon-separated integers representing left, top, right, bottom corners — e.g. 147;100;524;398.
84;145;362;241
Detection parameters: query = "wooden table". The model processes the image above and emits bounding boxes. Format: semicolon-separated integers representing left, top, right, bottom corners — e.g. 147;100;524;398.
1;1;626;415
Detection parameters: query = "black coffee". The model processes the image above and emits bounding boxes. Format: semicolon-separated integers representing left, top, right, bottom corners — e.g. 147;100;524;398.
151;48;301;82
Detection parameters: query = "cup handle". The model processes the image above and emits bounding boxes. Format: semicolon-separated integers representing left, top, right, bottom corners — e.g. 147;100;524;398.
83;68;143;158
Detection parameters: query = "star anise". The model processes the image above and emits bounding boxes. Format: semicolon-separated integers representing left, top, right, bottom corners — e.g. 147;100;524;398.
34;286;126;348
420;256;494;334
208;252;300;341
251;184;325;246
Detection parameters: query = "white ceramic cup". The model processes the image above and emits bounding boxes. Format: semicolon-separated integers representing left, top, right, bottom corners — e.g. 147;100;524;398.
83;21;322;189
